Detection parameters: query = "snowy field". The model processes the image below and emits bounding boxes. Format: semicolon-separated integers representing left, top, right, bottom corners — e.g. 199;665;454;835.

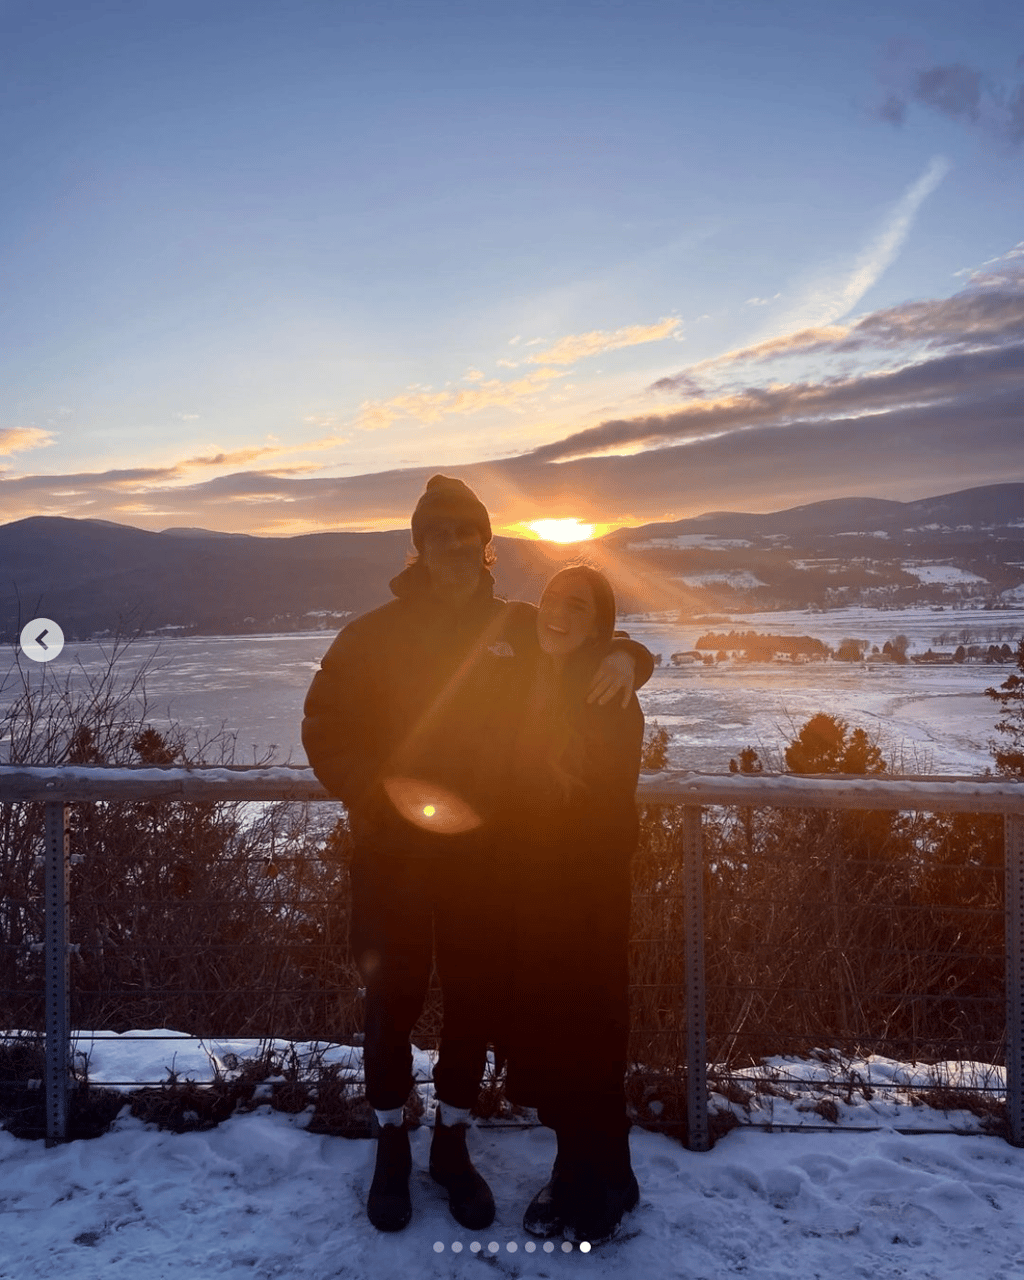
2;604;1022;774
623;604;1024;774
3;1032;1024;1279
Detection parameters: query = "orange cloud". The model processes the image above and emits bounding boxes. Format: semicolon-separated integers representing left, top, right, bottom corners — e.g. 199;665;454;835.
525;316;682;366
0;426;54;456
355;367;565;430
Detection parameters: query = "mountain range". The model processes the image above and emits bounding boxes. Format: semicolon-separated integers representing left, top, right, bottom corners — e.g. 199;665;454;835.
2;484;1023;640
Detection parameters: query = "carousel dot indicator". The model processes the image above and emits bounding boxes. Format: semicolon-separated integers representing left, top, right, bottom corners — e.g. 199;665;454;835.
433;1242;444;1252
543;1241;555;1252
561;1240;573;1252
488;1240;499;1252
506;1241;518;1252
451;1241;463;1253
579;1241;592;1253
469;1241;482;1253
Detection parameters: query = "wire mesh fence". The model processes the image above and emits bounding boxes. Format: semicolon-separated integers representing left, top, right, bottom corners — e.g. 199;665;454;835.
1;766;1023;1147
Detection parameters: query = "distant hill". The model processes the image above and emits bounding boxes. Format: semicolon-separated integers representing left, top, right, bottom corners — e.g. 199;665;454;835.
2;484;1023;639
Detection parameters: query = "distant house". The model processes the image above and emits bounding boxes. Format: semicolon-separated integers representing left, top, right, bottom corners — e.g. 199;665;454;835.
670;650;704;666
912;649;956;664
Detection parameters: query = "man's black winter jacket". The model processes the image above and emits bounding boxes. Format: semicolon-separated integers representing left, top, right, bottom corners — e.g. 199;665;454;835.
301;565;652;853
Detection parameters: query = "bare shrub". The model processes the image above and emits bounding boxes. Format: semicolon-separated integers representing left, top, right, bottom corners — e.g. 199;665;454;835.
0;633;363;1043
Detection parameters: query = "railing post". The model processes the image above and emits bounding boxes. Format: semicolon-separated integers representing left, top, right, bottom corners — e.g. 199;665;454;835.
682;805;710;1151
44;802;71;1146
1006;812;1024;1147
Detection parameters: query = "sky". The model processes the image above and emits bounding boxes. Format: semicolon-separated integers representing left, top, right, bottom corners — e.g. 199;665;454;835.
1;0;1022;540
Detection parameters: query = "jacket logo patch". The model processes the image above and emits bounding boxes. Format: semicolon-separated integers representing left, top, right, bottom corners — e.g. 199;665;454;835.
487;642;515;658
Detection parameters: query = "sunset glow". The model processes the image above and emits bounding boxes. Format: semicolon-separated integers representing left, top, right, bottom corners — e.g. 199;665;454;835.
1;4;1020;536
525;518;596;543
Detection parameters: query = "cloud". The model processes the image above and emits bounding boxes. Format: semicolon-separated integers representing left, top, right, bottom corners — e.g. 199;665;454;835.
651;253;1024;393
878;53;1024;147
5;263;1022;536
178;446;286;470
666;325;855;379
0;426;54;456
354;367;565;431
767;156;950;335
915;64;983;121
524;316;681;366
534;321;1024;464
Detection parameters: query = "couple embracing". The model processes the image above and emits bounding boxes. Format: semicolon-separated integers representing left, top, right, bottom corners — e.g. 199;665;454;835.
302;475;650;1245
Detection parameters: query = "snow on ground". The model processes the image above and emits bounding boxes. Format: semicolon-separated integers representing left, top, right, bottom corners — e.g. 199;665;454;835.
675;571;766;590
4;1035;1024;1279
901;565;989;586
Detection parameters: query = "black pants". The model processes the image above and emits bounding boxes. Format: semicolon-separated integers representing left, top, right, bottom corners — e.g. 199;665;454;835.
350;841;509;1112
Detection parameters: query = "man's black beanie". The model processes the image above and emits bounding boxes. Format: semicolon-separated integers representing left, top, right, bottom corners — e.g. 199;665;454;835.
411;475;492;550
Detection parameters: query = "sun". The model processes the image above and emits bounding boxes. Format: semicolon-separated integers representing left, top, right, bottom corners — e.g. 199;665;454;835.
525;517;596;543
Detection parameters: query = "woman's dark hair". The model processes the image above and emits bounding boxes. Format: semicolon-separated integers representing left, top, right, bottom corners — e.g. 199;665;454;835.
533;563;619;799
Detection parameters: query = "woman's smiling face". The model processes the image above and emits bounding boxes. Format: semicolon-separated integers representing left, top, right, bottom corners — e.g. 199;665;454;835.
537;574;599;657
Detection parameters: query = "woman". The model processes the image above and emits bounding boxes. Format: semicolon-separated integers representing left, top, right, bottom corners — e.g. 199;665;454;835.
504;564;644;1245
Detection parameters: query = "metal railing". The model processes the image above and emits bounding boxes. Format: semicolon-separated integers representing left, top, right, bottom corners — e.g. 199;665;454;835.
2;765;1023;1148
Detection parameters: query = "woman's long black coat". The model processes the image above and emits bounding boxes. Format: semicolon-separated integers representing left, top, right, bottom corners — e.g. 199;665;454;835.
503;667;644;1119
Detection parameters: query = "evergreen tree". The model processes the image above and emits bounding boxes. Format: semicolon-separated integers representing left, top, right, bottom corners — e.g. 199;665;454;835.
784;713;884;775
985;637;1024;777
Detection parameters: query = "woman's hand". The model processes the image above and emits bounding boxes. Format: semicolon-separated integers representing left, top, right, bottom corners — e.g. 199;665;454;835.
587;649;636;708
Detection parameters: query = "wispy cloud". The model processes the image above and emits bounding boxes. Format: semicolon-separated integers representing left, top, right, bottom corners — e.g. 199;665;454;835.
354;367;565;431
768;156;950;335
178;446;286;470
524;316;682;366
651;253;1024;390
0;426;54;456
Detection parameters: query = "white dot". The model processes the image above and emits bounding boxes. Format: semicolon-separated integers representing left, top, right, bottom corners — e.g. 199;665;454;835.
507;1241;518;1252
525;1241;537;1252
543;1241;555;1252
488;1241;499;1253
470;1242;481;1253
580;1241;592;1252
451;1242;463;1253
433;1242;444;1253
562;1240;573;1252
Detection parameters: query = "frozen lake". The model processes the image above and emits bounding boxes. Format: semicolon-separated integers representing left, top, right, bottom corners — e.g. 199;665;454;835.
2;604;1022;775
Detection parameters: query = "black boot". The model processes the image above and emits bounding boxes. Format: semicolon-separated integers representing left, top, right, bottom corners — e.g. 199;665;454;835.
429;1112;495;1230
564;1129;639;1245
523;1134;581;1238
367;1123;412;1232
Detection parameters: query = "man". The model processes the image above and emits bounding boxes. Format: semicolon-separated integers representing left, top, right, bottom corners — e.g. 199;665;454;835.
302;475;650;1233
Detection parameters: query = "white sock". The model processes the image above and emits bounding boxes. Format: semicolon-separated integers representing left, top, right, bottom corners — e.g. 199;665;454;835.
437;1101;472;1127
374;1107;404;1128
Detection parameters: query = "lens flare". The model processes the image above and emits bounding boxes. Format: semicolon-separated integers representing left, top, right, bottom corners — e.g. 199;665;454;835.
382;776;482;834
